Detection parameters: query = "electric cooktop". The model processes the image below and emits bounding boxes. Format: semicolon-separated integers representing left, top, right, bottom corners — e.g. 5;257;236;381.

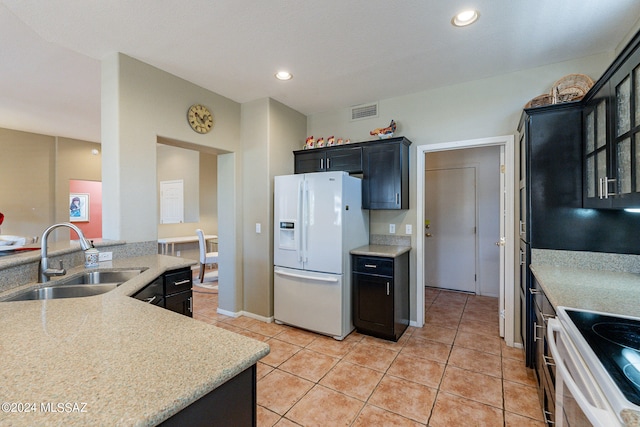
566;309;640;406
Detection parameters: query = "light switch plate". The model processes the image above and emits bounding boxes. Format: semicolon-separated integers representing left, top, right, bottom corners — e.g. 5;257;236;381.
405;224;412;234
389;224;396;234
256;223;261;233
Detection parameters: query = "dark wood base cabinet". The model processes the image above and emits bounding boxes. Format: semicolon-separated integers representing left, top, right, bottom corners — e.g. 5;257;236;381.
352;252;409;341
160;365;257;427
132;267;193;317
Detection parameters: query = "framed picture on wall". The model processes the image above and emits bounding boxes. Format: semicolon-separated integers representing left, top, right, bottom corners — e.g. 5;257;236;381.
70;193;90;222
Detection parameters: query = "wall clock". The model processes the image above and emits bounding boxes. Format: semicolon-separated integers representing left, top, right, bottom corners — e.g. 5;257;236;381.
187;104;214;134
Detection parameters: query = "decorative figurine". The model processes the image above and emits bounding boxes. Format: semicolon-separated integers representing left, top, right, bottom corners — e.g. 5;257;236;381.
370;119;397;138
337;138;344;145
316;137;325;147
304;136;315;149
327;136;335;146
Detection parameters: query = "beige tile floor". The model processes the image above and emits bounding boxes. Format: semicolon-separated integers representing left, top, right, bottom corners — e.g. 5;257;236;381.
192;279;545;427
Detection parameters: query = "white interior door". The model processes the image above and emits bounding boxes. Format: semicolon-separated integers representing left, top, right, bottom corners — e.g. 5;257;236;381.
424;167;477;293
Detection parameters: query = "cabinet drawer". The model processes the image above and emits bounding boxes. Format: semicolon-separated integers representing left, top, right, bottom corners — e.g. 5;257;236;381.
353;256;393;276
164;269;192;294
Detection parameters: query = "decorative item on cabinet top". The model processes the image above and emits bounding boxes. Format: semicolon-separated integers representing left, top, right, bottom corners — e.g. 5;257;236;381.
303;135;350;149
524;74;594;108
370;119;397;139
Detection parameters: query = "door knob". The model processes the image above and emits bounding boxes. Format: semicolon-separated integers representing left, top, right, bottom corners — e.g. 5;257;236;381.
426;233;433;237
495;237;505;246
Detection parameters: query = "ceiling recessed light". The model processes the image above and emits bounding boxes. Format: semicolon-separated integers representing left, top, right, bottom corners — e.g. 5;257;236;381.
452;9;479;27
275;71;293;81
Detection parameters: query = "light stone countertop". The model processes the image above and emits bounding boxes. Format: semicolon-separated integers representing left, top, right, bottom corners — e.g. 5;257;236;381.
0;254;270;426
529;264;640;318
350;244;411;258
530;263;640;426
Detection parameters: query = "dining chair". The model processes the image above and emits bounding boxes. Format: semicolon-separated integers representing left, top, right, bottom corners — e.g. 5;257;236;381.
196;229;218;283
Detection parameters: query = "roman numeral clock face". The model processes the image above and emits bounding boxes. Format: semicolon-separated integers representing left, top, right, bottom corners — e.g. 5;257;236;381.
187;104;214;134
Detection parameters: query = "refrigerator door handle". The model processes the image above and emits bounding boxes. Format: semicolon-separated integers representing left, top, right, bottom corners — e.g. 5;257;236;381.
297;180;304;263
275;269;339;283
301;179;309;263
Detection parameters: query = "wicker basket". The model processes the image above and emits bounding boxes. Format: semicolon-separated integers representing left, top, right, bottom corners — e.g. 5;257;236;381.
524;94;554;109
551;73;594;103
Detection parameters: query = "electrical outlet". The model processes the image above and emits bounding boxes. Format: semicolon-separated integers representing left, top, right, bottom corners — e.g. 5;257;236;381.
389;224;396;234
176;250;181;257
405;224;412;234
98;251;112;262
256;223;261;233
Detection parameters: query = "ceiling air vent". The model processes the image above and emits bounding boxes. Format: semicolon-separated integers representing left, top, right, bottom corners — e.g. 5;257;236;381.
350;102;378;121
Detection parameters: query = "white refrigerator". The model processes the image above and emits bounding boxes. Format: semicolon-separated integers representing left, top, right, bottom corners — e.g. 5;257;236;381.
274;171;369;340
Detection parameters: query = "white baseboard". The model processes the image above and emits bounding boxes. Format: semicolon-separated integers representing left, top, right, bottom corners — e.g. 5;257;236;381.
215;308;274;323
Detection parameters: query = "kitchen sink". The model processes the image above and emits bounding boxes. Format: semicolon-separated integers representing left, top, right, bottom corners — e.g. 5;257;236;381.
58;270;144;286
3;269;145;302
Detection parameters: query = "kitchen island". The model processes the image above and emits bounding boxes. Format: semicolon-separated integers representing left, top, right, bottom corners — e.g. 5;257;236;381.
0;254;269;426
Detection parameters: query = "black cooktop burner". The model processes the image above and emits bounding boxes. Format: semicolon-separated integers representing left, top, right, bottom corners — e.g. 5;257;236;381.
567;310;640;406
593;322;640;351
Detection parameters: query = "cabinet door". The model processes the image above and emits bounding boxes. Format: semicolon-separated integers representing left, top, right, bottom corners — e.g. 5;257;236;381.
611;48;640;207
294;150;326;174
362;142;407;209
165;290;192;317
326;147;362;173
353;272;393;337
584;87;612;208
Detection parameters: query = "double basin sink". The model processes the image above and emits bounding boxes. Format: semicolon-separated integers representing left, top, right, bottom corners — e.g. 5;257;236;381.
3;269;145;302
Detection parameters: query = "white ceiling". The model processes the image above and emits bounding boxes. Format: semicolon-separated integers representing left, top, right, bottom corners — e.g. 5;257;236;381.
1;0;640;142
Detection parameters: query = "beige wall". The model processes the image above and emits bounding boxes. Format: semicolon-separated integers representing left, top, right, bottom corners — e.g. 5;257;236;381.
156;144;218;261
307;52;614;324
101;53;244;312
241;98;306;318
0;128;100;241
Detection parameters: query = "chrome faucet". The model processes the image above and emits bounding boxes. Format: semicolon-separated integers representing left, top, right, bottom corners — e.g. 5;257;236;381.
40;222;92;283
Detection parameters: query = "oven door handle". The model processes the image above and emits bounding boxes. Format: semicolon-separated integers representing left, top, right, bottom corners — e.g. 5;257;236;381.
547;318;617;427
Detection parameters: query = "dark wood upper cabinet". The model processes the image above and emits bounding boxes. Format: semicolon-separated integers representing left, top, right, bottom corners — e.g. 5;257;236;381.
362;138;410;210
293;137;411;210
583;31;640;209
294;146;362;174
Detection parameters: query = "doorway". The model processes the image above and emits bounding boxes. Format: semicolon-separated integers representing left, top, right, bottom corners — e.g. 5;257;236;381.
416;135;516;346
424;166;477;293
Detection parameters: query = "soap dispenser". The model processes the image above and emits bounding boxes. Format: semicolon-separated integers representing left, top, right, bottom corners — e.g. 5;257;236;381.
84;240;99;267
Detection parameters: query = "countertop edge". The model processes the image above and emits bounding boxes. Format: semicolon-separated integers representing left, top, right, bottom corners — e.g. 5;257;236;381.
350;244;411;258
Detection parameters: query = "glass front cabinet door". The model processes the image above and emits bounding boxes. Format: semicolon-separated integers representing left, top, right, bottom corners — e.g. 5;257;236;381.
584;47;640;209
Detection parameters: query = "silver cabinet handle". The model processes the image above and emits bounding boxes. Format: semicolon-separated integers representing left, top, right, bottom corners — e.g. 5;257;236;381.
327;158;330;169
599;176;617;199
145;296;157;304
529;287;540;295
364;264;377;268
533;322;543;342
386;282;390;296
188;296;193;313
519;250;526;265
396;193;400;204
320;158;324;169
543;410;555;425
173;279;190;286
543;354;555;367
